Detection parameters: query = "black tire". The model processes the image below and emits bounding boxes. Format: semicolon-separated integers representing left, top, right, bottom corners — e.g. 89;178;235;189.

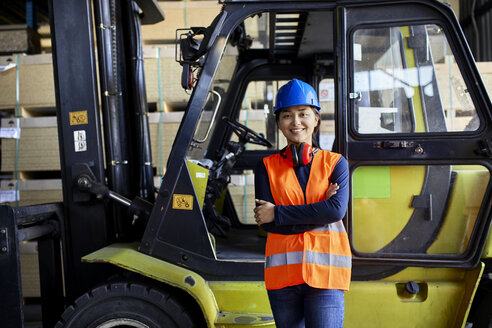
55;282;196;328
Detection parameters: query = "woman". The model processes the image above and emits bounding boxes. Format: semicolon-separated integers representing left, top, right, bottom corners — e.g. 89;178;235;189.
254;79;351;328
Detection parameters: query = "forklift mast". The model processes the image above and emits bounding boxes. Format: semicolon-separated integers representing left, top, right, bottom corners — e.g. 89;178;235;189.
48;0;163;302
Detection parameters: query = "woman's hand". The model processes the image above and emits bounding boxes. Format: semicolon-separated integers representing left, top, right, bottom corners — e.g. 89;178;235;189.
326;182;339;199
254;199;275;226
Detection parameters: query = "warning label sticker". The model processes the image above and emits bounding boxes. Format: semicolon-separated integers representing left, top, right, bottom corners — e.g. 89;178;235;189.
70;111;88;125
172;194;193;210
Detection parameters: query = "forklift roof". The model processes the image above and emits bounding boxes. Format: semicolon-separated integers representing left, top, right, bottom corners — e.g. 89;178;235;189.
241;11;334;59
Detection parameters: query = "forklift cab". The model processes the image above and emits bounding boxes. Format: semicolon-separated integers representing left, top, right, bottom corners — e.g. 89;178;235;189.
141;0;491;268
14;0;492;327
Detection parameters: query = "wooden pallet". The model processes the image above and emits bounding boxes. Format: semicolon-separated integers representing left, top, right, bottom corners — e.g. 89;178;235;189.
0;110;267;172
0;48;193;111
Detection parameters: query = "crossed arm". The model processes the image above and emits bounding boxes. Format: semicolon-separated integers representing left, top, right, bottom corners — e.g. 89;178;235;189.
253;156;349;235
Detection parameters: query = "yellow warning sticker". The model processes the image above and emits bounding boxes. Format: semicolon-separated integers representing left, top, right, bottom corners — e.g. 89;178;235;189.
172;194;193;210
70;110;88;126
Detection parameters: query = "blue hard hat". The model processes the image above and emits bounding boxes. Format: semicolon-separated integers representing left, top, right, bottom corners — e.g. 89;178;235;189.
274;79;321;113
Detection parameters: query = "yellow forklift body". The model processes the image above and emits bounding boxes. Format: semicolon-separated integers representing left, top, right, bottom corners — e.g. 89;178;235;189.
346;264;484;328
187;160;210;209
83;243;484;328
82;243;275;327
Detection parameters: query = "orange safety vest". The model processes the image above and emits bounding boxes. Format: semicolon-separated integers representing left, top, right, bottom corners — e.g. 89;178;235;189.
263;150;351;290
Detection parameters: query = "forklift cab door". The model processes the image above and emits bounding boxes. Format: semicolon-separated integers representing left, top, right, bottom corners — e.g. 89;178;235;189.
340;2;492;326
341;0;492;272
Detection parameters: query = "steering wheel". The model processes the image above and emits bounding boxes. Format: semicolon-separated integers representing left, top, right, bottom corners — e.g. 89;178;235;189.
222;116;273;148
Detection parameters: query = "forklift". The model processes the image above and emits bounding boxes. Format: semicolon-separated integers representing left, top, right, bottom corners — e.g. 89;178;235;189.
1;0;492;327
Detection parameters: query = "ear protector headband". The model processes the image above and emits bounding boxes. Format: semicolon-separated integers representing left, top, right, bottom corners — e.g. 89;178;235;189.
281;143;316;167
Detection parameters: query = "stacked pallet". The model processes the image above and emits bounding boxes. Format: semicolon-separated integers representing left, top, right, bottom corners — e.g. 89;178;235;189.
0;46;188;209
0;109;267;201
0;54;55;112
0;179;62;207
142;1;222;43
0;48;190;112
1;117;59;172
18;242;41;298
143;46;191;108
0;25;41;54
229;172;256;225
37;1;222;53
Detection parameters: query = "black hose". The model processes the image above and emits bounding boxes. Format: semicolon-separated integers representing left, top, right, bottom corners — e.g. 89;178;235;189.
93;0;133;238
126;0;155;201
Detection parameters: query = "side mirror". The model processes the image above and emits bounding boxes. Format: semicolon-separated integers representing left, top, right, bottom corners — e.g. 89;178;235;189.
175;13;227;90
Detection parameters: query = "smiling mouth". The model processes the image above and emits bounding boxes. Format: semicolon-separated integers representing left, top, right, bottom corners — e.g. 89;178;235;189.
290;128;305;133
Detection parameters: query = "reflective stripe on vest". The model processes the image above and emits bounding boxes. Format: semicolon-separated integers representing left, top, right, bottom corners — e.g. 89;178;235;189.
266;251;352;269
310;221;346;233
263;150;351;290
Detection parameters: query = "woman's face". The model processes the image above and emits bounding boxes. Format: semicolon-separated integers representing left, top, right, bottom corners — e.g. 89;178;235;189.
277;105;319;146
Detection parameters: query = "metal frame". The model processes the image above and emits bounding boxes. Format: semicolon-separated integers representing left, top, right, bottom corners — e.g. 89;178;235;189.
49;0;112;301
0;204;64;328
48;0;164;302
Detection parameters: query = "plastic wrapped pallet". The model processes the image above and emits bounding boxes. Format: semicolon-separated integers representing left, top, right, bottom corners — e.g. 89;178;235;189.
0;179;62;206
141;1;221;43
0;112;184;173
0;54;55;111
148;111;184;175
0;50;187;112
1;117;59;171
229;172;256;225
1;116;59;172
143;46;192;106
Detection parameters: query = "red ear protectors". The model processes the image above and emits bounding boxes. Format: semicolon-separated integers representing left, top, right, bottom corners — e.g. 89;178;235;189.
282;143;314;167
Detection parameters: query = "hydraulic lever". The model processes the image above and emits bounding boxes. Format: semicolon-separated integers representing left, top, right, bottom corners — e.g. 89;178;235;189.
75;172;153;222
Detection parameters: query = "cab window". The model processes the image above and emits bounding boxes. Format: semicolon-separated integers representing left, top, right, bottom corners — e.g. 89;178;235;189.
353;24;479;134
234;80;288;151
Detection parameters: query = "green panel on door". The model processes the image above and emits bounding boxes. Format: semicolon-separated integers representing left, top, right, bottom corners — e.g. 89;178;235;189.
352;166;391;199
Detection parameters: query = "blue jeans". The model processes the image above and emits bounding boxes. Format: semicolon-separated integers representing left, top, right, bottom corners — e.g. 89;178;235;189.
267;284;345;328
